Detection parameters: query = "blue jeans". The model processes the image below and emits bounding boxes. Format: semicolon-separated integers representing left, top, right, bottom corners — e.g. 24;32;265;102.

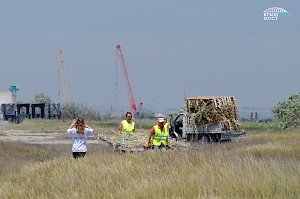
153;146;167;152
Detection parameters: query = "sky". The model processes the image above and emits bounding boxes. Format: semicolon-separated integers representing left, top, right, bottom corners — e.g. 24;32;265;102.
0;0;299;112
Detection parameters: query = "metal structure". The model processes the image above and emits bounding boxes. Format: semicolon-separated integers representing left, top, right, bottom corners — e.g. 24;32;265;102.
1;103;46;123
48;103;61;119
31;103;45;119
1;104;17;122
57;50;70;105
115;44;143;117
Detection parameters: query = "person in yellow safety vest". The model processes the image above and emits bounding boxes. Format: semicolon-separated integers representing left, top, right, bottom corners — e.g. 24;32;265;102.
164;117;171;134
117;112;135;135
148;117;169;151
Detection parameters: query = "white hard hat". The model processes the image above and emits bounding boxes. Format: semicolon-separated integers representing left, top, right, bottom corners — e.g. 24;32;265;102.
158;117;164;123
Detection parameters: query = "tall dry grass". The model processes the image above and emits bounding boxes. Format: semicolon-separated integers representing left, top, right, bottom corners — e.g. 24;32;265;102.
0;141;111;176
0;120;299;198
0;133;299;199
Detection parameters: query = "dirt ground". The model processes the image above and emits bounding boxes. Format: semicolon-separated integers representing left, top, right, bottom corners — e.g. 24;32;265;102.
0;121;99;145
0;121;114;175
0;129;101;144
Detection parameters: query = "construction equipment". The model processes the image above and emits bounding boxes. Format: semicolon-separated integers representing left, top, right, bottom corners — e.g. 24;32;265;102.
169;96;246;143
57;50;70;106
115;44;143;117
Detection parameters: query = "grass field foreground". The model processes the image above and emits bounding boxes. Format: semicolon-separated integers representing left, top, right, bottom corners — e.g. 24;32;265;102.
0;136;299;199
0;120;299;198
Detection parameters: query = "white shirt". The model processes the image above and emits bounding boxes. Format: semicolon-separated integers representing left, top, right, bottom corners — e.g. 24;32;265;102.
67;127;94;152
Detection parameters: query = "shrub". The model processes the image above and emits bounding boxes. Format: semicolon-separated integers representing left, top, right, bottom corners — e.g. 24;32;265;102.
61;103;101;120
272;92;300;129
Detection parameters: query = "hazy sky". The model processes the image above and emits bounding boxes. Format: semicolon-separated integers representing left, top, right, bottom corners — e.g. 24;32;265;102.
0;0;299;111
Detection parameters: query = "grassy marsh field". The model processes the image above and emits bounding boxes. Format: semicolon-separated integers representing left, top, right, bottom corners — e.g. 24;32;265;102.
0;120;299;199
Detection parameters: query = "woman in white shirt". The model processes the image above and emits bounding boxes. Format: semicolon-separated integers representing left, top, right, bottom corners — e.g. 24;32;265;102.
67;117;94;159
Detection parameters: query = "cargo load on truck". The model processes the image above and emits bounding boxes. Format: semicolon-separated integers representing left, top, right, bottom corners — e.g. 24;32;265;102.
186;96;240;131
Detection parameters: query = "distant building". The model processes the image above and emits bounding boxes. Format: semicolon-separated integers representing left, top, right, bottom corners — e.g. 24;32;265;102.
0;91;13;105
239;107;273;121
0;91;13;119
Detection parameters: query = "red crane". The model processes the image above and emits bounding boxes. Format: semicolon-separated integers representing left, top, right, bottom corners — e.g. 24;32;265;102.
116;44;143;117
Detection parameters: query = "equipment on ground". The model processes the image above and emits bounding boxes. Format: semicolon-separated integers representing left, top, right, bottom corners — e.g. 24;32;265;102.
115;44;143;117
98;132;190;153
169;96;246;143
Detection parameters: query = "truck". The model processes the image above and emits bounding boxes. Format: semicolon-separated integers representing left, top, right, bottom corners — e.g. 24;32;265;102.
169;96;246;143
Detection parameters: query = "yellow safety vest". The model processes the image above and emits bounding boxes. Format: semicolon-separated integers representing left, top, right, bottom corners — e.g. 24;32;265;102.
152;125;168;146
164;122;170;133
121;120;135;133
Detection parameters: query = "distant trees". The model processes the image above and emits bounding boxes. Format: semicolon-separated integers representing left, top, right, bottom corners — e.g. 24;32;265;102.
272;92;300;129
139;111;155;119
61;103;102;120
29;93;158;120
30;94;100;120
32;93;52;107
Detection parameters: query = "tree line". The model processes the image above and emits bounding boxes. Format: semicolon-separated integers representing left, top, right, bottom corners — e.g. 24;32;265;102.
23;92;300;129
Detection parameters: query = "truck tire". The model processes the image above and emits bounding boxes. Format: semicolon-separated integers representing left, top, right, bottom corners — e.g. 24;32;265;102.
200;135;209;144
187;134;198;142
211;134;221;143
220;139;231;143
186;134;192;141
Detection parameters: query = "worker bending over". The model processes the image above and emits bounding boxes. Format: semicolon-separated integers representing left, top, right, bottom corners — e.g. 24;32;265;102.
148;117;169;151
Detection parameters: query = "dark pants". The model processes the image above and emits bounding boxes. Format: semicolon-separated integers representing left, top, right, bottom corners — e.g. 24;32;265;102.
72;152;86;159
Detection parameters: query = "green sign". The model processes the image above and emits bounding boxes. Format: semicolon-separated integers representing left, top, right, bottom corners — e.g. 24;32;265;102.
9;85;19;92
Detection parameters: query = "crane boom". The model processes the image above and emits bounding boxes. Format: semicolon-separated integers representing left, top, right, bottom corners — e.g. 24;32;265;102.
57;50;70;105
116;44;143;117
